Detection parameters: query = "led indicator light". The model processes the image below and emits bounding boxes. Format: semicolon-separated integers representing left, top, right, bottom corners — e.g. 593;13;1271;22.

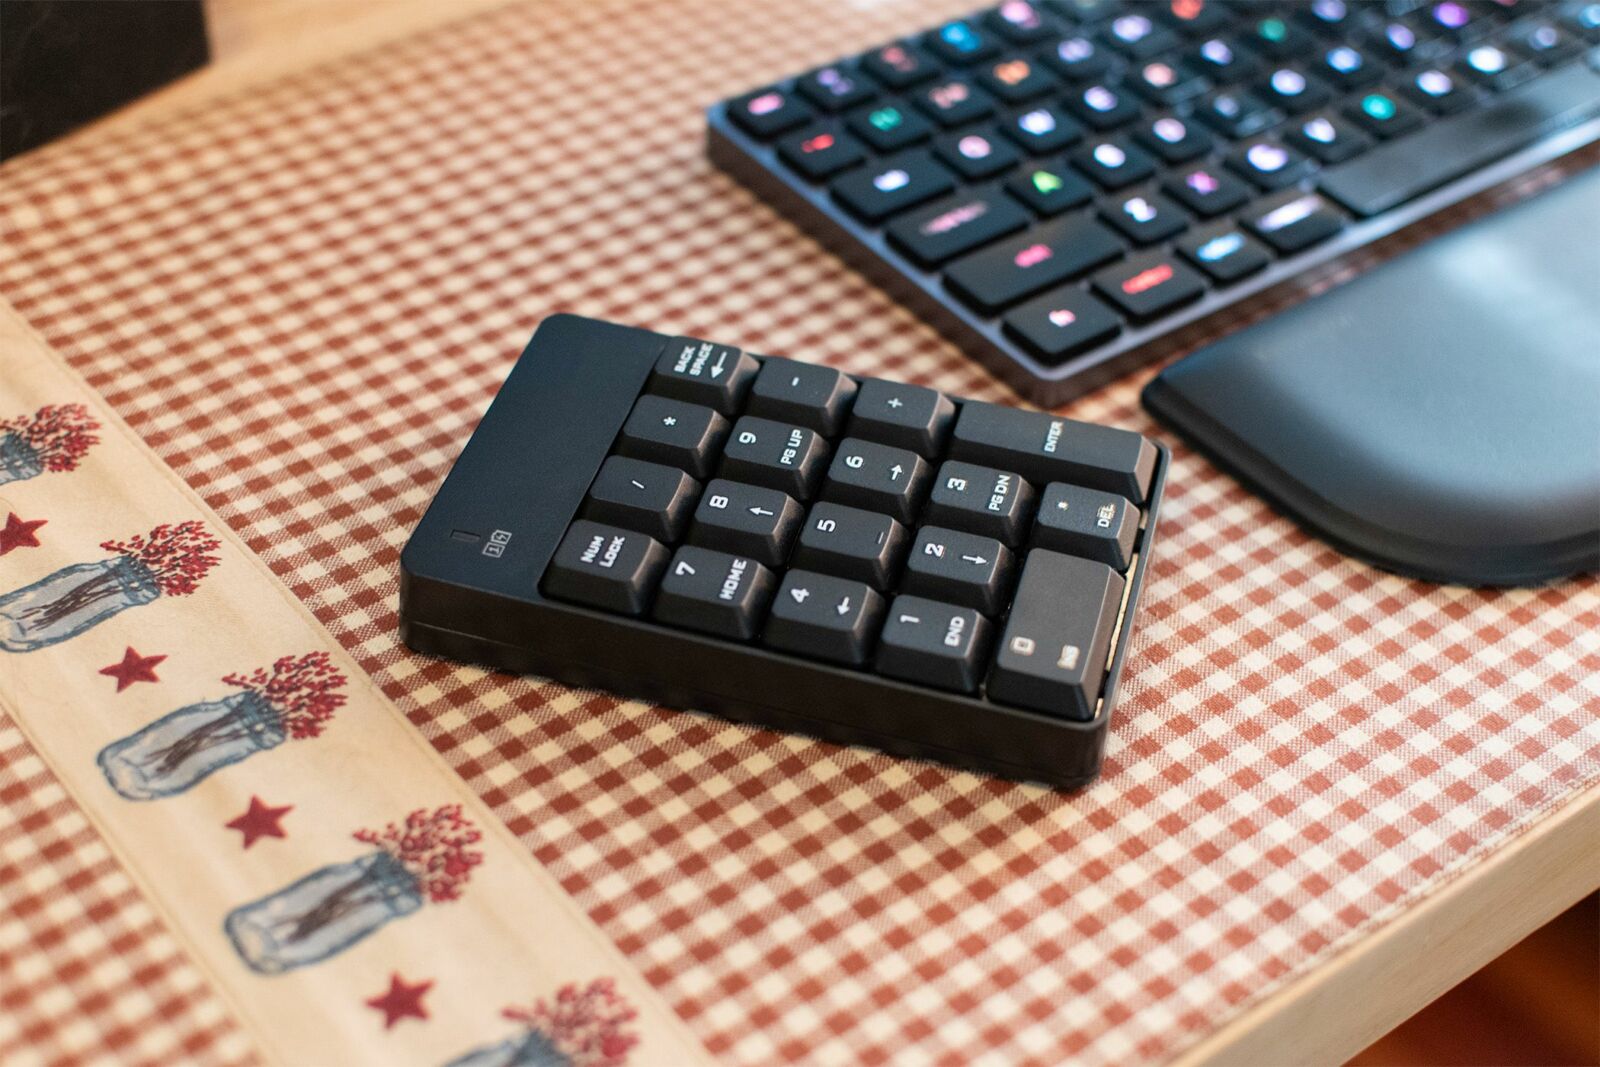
940;21;982;52
1312;0;1346;22
1014;244;1053;268
1527;26;1558;51
1057;37;1094;64
1258;17;1288;43
879;45;916;73
1000;1;1041;29
1092;143;1127;168
1112;14;1153;43
1122;264;1174;295
1047;308;1078;328
920;200;988;236
1416;70;1452;97
1270;69;1307;96
1327;46;1362;73
1302;118;1336;144
930;82;971;109
1246;143;1288;172
1386;23;1417;50
1361;93;1398;121
1433;2;1469;29
1123;197;1158;223
748;92;784;116
1030;170;1065;195
1018;109;1057;136
1171;0;1204;22
1084;85;1118;112
868;107;904;131
800;134;835;153
1258;195;1319;233
1186;170;1220;195
874;169;910;192
1196;233;1244;262
1467;46;1507;74
958;135;993;159
994;60;1032;86
1200;40;1234;66
1153;117;1187;144
1143;62;1177;89
1212;94;1242;119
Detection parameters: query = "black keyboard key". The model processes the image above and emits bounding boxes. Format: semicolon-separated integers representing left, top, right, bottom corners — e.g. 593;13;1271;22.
844;378;956;457
1071;137;1157;188
688;479;803;567
1345;90;1425;138
1285;113;1371;164
720;416;830;499
886;190;1032;268
1041;34;1112;81
932;128;1023;179
583;456;700;544
831;153;959;223
1128;58;1210;106
1134;114;1215;162
927;18;1002;64
747;358;857;436
1315;44;1383;91
1032;482;1139;570
860;42;940;90
915;78;998;126
950;399;1159;503
902;526;1015;615
1164;163;1252;216
987;1;1057;43
777;126;867;180
1002;288;1123;364
1004;164;1095;214
765;571;885;666
1194;88;1282;137
987;550;1124;720
976;55;1059;102
728;87;813;139
543;520;669;616
1161;0;1233;38
848;102;935;151
617;395;728;479
1100;191;1188;245
793;502;908;589
946;215;1123;314
1240;14;1317;60
1321;64;1600;218
1227;138;1314;189
797;65;878;112
1065;82;1144;129
1102;11;1180;59
1092;252;1206;323
926;460;1035;545
1456;42;1535;92
1399;67;1473;114
1367;19;1433;64
1000;104;1085;153
1506;20;1585;66
649;337;759;415
1177;224;1272;284
876;597;994;693
1187;36;1259;83
1243;189;1343;253
1257;65;1333;113
652;546;777;641
822;439;931;524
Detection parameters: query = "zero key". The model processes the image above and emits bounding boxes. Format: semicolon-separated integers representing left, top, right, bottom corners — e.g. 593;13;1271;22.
987;550;1124;721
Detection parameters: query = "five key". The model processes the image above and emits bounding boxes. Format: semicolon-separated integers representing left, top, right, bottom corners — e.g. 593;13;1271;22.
793;502;909;590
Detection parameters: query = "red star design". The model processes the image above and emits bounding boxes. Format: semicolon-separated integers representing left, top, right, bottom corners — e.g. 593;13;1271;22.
98;647;167;693
366;973;433;1029
224;796;293;849
0;513;46;556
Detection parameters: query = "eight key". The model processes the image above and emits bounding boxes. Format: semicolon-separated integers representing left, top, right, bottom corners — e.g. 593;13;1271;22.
617;395;729;480
720;416;830;500
688;479;803;567
822;439;932;525
747;357;859;436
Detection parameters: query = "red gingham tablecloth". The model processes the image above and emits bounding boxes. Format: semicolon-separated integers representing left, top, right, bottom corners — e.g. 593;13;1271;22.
2;1;1597;1063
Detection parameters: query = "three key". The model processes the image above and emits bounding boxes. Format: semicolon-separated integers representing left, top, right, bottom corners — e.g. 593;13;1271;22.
924;460;1034;545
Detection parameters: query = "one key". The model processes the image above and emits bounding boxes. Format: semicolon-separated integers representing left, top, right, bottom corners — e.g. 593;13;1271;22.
688;479;803;567
542;520;669;616
901;525;1015;615
950;401;1159;503
1032;482;1140;570
945;216;1124;315
582;455;700;544
876;596;993;693
843;378;956;457
746;357;858;436
648;337;759;415
1091;251;1206;322
616;395;729;480
720;416;830;500
765;571;885;666
652;546;777;641
886;190;1031;269
831;152;959;223
924;460;1035;545
792;502;908;589
821;439;931;524
987;550;1125;720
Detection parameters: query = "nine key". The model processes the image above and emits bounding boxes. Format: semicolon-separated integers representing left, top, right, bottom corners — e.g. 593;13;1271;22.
653;546;777;641
543;520;670;616
720;416;830;500
877;596;993;693
583;455;700;544
747;357;859;436
688;479;803;567
765;570;885;666
988;550;1125;721
924;460;1034;546
822;439;931;524
617;394;729;480
792;502;909;590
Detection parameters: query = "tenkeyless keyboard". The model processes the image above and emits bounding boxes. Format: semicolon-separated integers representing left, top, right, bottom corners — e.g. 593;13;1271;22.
399;315;1168;787
707;0;1600;404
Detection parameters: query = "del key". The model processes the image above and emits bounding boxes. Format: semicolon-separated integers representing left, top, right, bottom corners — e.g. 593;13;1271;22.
950;402;1159;503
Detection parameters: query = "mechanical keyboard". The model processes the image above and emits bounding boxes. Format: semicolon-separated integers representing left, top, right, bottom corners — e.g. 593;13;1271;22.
398;315;1168;787
707;0;1600;404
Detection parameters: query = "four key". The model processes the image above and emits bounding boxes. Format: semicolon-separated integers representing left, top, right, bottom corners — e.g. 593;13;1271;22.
822;439;931;524
583;456;700;544
765;571;886;666
653;546;777;640
688;479;803;566
877;596;992;693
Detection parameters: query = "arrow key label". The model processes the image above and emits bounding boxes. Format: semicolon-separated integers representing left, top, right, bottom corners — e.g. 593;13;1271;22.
836;596;852;616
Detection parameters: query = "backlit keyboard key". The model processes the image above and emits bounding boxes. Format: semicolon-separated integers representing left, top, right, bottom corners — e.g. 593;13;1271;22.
987;550;1124;720
544;520;669;616
1164;163;1252;216
747;358;858;436
1000;103;1085;153
1286;113;1371;164
1065;82;1144;129
719;416;830;500
949;399;1159;503
583;456;700;544
688;479;803;567
885;190;1031;268
976;55;1059;101
847;102;935;151
1243;189;1342;253
915;77;998;126
1100;192;1188;244
1256;65;1333;113
831;152;959;222
1227;137;1314;189
1004;164;1095;214
728;87;813;138
876;596;993;693
765;571;885;666
822;439;931;524
616;395;729;479
792;502;908;589
932;128;1023;179
860;42;940;89
649;337;759;414
901;526;1015;615
844;379;956;457
926;460;1035;545
1134;113;1215;163
1194;88;1282;137
1002;288;1123;364
797;65;878;111
1041;35;1113;80
777;126;867;180
945;215;1124;314
926;18;1001;64
652;546;776;640
1177;224;1272;284
985;1;1056;44
1346;90;1425;137
1092;251;1205;322
1072;136;1157;188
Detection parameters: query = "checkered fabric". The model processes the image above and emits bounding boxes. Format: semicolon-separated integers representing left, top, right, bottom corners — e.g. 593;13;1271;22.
1;0;1597;1063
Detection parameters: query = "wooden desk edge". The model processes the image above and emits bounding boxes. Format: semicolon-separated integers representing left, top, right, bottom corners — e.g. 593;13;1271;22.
1171;781;1600;1067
